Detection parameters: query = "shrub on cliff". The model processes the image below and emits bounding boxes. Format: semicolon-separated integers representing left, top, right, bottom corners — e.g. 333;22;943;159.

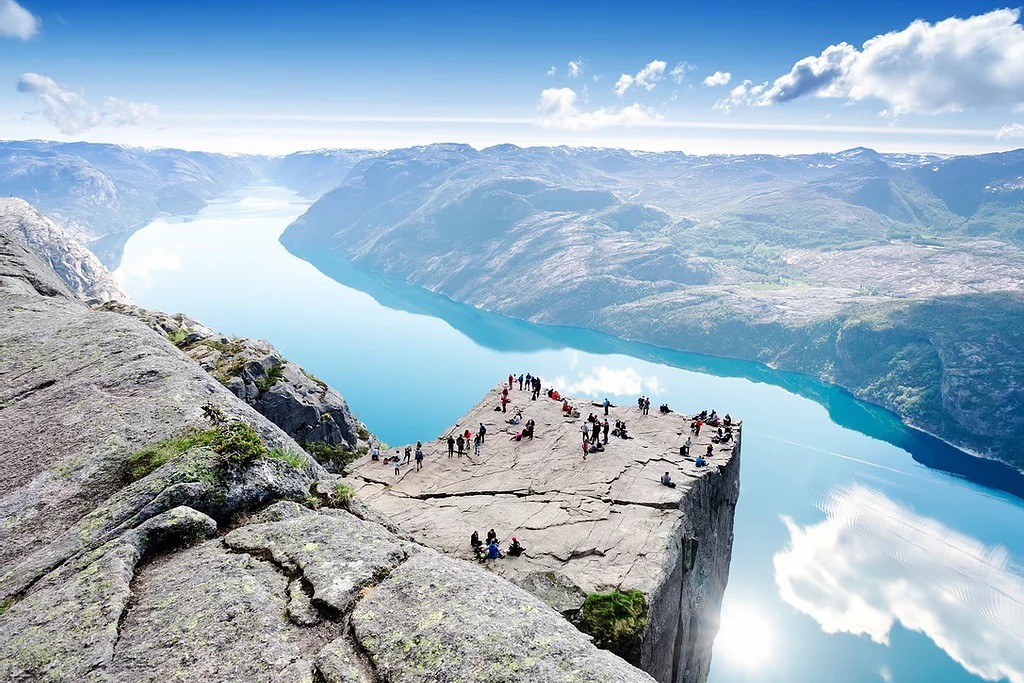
577;589;649;663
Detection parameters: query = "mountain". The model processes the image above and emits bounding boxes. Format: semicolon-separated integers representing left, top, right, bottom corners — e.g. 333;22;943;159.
0;197;131;304
0;140;265;266
281;143;1024;470
268;149;378;198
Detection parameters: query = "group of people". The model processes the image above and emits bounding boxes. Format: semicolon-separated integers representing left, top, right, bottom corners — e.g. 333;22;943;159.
446;422;488;459
372;439;427;475
471;528;526;561
510;372;544;401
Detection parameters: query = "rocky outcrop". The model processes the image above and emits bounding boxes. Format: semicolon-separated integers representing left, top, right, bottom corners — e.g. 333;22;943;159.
0;232;658;683
97;302;366;468
0;197;131;304
346;384;741;682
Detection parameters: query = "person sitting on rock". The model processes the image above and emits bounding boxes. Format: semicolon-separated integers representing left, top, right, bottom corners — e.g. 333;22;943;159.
524;419;535;440
661;471;677;488
723;413;732;426
695;455;707;468
659;403;671;414
471;530;482;549
706;444;714;459
507;409;523;425
562;400;572;414
508;537;525;557
486;529;498;545
487;541;502;560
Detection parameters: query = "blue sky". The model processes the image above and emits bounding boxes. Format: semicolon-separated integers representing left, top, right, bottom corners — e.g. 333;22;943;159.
1;0;1022;153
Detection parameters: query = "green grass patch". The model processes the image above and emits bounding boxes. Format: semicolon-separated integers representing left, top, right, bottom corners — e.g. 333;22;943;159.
127;416;269;481
356;424;371;441
577;589;649;662
255;362;284;394
301;369;328;391
333;482;354;504
166;328;188;347
267;448;308;470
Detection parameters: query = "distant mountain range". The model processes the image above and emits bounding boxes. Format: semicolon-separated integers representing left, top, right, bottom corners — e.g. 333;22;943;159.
279;143;1024;470
3;138;1022;470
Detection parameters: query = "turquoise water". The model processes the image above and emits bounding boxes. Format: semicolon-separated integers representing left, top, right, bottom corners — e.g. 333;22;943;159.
116;186;1024;683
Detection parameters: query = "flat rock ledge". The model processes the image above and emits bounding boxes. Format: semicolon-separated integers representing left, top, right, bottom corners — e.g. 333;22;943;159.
347;384;741;683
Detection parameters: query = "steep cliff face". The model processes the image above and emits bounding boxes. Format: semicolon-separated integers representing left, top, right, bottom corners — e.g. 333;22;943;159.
0;197;131;304
0;233;659;683
346;384;741;682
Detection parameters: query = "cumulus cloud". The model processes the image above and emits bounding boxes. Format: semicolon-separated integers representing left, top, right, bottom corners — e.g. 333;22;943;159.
774;484;1024;683
703;70;732;87
719;9;1024;116
614;59;666;96
537;87;660;129
568;59;584;78
16;72;159;134
997;123;1024;141
0;0;38;40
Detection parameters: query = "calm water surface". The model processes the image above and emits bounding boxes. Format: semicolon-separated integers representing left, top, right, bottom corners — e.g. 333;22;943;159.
116;186;1024;683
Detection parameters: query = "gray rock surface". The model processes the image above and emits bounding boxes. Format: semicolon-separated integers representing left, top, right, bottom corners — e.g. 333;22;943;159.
99;302;365;464
347;384;741;682
352;548;656;683
0;197;132;304
0;234;660;683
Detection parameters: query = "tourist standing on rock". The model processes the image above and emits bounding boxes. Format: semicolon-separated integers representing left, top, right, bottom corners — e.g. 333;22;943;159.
415;445;424;470
501;393;508;413
604;398;610;415
695;419;703;436
582;437;589;460
684;436;692;457
508;373;514;389
518;374;524;390
447;435;455;458
591;419;600;444
479;422;486;442
638;396;644;410
456;434;465;456
403;445;412;464
394;454;401;476
603;420;610;444
474;433;482;455
644;397;651;415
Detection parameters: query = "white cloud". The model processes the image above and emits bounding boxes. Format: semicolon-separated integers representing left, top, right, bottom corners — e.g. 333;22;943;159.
568;59;584;78
997;123;1024;141
721;9;1024;116
0;0;38;40
614;59;667;96
16;73;159;134
774;484;1024;683
703;70;732;87
537;87;661;129
546;66;557;76
613;74;634;97
670;62;694;84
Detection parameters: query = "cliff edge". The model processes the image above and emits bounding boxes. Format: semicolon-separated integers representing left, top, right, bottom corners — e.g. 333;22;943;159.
347;384;741;683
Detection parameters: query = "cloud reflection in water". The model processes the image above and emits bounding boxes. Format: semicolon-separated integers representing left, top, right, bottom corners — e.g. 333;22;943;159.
774;485;1024;683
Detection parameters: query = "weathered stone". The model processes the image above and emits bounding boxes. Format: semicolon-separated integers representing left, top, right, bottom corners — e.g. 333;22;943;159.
351;548;657;683
514;570;588;616
224;509;409;614
314;637;370;683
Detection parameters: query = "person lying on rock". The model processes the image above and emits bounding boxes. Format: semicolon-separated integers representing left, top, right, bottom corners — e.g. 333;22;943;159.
508;537;525;557
661;471;677;488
